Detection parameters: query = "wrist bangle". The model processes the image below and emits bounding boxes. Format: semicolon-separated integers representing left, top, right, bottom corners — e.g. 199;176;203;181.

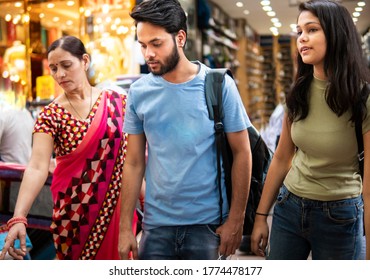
255;212;269;217
7;216;28;230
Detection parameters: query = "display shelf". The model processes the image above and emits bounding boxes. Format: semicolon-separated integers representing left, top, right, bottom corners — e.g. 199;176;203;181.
275;36;295;103
201;1;240;73
257;35;296;127
362;27;370;68
245;40;265;129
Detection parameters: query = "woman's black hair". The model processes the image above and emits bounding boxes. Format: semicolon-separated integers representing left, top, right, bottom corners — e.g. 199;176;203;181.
47;36;88;61
286;0;370;123
130;0;187;36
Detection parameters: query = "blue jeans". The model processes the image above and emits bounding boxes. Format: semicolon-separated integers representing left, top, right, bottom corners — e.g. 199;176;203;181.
268;185;365;260
138;225;221;260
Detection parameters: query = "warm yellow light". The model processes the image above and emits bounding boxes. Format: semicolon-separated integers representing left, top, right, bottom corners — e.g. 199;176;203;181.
84;9;92;17
22;14;30;23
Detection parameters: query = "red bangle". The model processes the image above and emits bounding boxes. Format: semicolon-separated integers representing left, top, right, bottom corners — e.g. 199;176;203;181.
7;216;28;230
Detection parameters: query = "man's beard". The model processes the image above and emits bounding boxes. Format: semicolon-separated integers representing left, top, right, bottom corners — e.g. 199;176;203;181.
148;44;180;76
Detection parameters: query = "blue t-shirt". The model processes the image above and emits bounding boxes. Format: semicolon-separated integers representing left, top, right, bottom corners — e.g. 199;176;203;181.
124;61;251;229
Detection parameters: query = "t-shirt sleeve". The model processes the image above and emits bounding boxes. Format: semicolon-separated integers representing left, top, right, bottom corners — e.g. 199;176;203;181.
222;74;251;132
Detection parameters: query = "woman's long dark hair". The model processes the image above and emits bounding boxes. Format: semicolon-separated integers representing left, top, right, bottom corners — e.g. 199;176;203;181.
286;0;370;123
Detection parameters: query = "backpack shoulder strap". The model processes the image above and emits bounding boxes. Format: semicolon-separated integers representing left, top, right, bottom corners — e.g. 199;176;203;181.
204;68;233;225
204;68;233;120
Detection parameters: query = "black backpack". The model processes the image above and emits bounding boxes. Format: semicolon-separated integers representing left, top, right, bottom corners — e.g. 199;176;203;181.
205;68;273;235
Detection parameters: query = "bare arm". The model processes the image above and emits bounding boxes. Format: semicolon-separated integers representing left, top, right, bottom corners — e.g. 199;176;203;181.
251;113;296;256
217;128;252;256
363;130;370;260
118;133;146;260
0;132;53;260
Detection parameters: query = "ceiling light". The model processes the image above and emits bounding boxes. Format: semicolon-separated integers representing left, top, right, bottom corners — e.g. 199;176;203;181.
261;0;270;6
236;2;243;8
270;26;279;36
243;10;250;15
271;17;279;23
14;2;22;8
355;7;363;12
267;11;276;17
353;12;361;17
357;2;366;7
67;1;75;6
47;3;55;9
270;27;278;33
263;6;272;11
274;22;282;28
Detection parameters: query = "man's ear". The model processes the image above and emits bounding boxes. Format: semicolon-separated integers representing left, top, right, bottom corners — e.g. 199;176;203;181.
177;30;187;47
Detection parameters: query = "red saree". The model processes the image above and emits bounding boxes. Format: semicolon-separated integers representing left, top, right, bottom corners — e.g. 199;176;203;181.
50;90;128;259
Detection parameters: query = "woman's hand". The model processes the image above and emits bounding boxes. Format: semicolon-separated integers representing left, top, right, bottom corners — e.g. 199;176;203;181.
250;216;270;257
0;223;28;260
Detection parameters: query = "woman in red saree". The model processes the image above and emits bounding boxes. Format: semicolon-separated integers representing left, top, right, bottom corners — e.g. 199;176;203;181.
0;36;136;260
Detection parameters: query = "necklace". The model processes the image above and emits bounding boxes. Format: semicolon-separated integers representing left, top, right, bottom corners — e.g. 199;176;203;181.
65;87;93;122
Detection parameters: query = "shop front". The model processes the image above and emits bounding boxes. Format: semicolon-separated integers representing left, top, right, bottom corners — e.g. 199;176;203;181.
0;0;137;110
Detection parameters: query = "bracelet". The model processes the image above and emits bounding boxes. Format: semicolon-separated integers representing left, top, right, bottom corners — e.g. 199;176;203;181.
7;216;28;230
255;212;269;217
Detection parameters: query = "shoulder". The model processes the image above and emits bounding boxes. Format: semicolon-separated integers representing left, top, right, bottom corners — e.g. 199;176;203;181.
130;73;154;89
37;102;65;125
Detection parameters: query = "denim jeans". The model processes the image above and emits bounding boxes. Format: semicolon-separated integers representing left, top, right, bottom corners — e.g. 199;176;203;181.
138;224;221;260
267;185;365;260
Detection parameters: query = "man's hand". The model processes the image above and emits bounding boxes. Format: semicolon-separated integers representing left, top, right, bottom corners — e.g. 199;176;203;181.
118;230;139;260
216;219;243;257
